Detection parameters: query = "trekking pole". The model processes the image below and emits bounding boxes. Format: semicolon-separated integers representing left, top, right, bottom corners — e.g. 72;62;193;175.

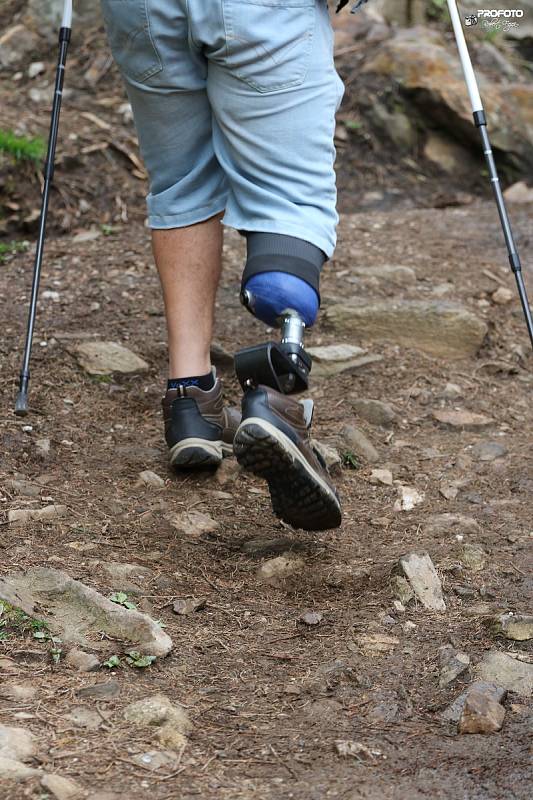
446;0;533;351
14;0;73;415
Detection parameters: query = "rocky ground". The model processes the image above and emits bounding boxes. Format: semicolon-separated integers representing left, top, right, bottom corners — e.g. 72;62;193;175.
1;202;532;799
1;2;533;799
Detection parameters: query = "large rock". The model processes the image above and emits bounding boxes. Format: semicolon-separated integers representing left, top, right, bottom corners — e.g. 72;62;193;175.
476;652;533;697
324;300;487;358
364;28;533;170
0;25;40;68
0;568;172;657
67;341;149;376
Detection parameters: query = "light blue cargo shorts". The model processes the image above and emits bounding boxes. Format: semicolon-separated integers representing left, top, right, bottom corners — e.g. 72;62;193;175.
100;0;345;258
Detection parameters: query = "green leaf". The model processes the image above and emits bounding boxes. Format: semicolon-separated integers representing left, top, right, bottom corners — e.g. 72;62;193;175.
125;651;156;668
103;654;121;668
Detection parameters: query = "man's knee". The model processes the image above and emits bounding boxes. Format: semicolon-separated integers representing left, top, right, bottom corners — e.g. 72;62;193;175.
240;233;325;327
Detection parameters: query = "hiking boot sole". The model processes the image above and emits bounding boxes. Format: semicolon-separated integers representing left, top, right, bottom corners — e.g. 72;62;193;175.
234;417;342;531
169;438;232;469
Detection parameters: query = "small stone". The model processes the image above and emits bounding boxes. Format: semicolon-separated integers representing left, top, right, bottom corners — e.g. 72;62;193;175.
166;509;219;537
432;410;494;431
397;552;446;611
439;645;470;687
123;694;191;751
393;600;405;613
454;585;477;600
0;684;37;702
132;750;178;772
439;481;458;500
5;479;41;497
351;398;396;427
215;459;241;485
504;181;533;204
394;485;425;512
65;648;100;672
368;468;393;486
8;505;67;524
0;725;36;760
36;438;51;456
403;620;416;633
66;707;103;730
28;61;45;78
442;382;462;399
172;597;206;616
355;633;399;656
138;470;165;488
300;611;323;626
458;684;506;734
491;613;533;642
340;425;379;463
67;341;149;376
311;440;342;472
335;740;380;761
0;757;41;781
476;652;533;697
77;681;120;700
306;344;368;378
471;441;508;462
41;773;85;800
425;513;480;538
88;795;121;800
442;681;505;724
459;543;486;572
256;555;305;587
491;287;513;305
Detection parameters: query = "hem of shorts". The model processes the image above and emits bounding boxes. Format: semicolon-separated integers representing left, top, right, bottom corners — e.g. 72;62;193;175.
149;199;227;229
221;217;335;259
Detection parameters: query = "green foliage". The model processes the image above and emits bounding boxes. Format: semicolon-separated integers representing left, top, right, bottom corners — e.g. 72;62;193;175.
0;600;61;662
126;651;156;668
109;591;137;610
103;654;122;669
0;240;29;263
0;129;45;163
427;0;448;22
341;451;361;470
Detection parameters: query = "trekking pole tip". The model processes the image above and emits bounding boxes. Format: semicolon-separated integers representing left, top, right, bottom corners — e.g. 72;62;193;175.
14;391;29;416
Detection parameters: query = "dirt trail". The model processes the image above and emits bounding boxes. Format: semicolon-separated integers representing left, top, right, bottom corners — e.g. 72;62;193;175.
0;199;532;799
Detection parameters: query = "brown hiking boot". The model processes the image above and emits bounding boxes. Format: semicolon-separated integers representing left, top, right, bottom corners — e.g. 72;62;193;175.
233;385;342;531
162;374;240;468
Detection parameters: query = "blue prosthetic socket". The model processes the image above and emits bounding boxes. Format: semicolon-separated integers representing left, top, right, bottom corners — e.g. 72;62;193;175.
243;272;319;328
241;233;325;328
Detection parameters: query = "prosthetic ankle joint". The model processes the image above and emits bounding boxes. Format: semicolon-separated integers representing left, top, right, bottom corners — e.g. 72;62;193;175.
234;234;324;395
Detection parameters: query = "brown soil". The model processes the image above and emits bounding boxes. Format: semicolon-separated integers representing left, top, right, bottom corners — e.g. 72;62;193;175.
1;5;532;799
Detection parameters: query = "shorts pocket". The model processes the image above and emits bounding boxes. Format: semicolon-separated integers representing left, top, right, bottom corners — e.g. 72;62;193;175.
100;0;162;83
222;0;316;93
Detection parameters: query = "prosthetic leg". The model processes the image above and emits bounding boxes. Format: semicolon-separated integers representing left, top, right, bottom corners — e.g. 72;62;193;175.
233;233;342;532
234;233;323;394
